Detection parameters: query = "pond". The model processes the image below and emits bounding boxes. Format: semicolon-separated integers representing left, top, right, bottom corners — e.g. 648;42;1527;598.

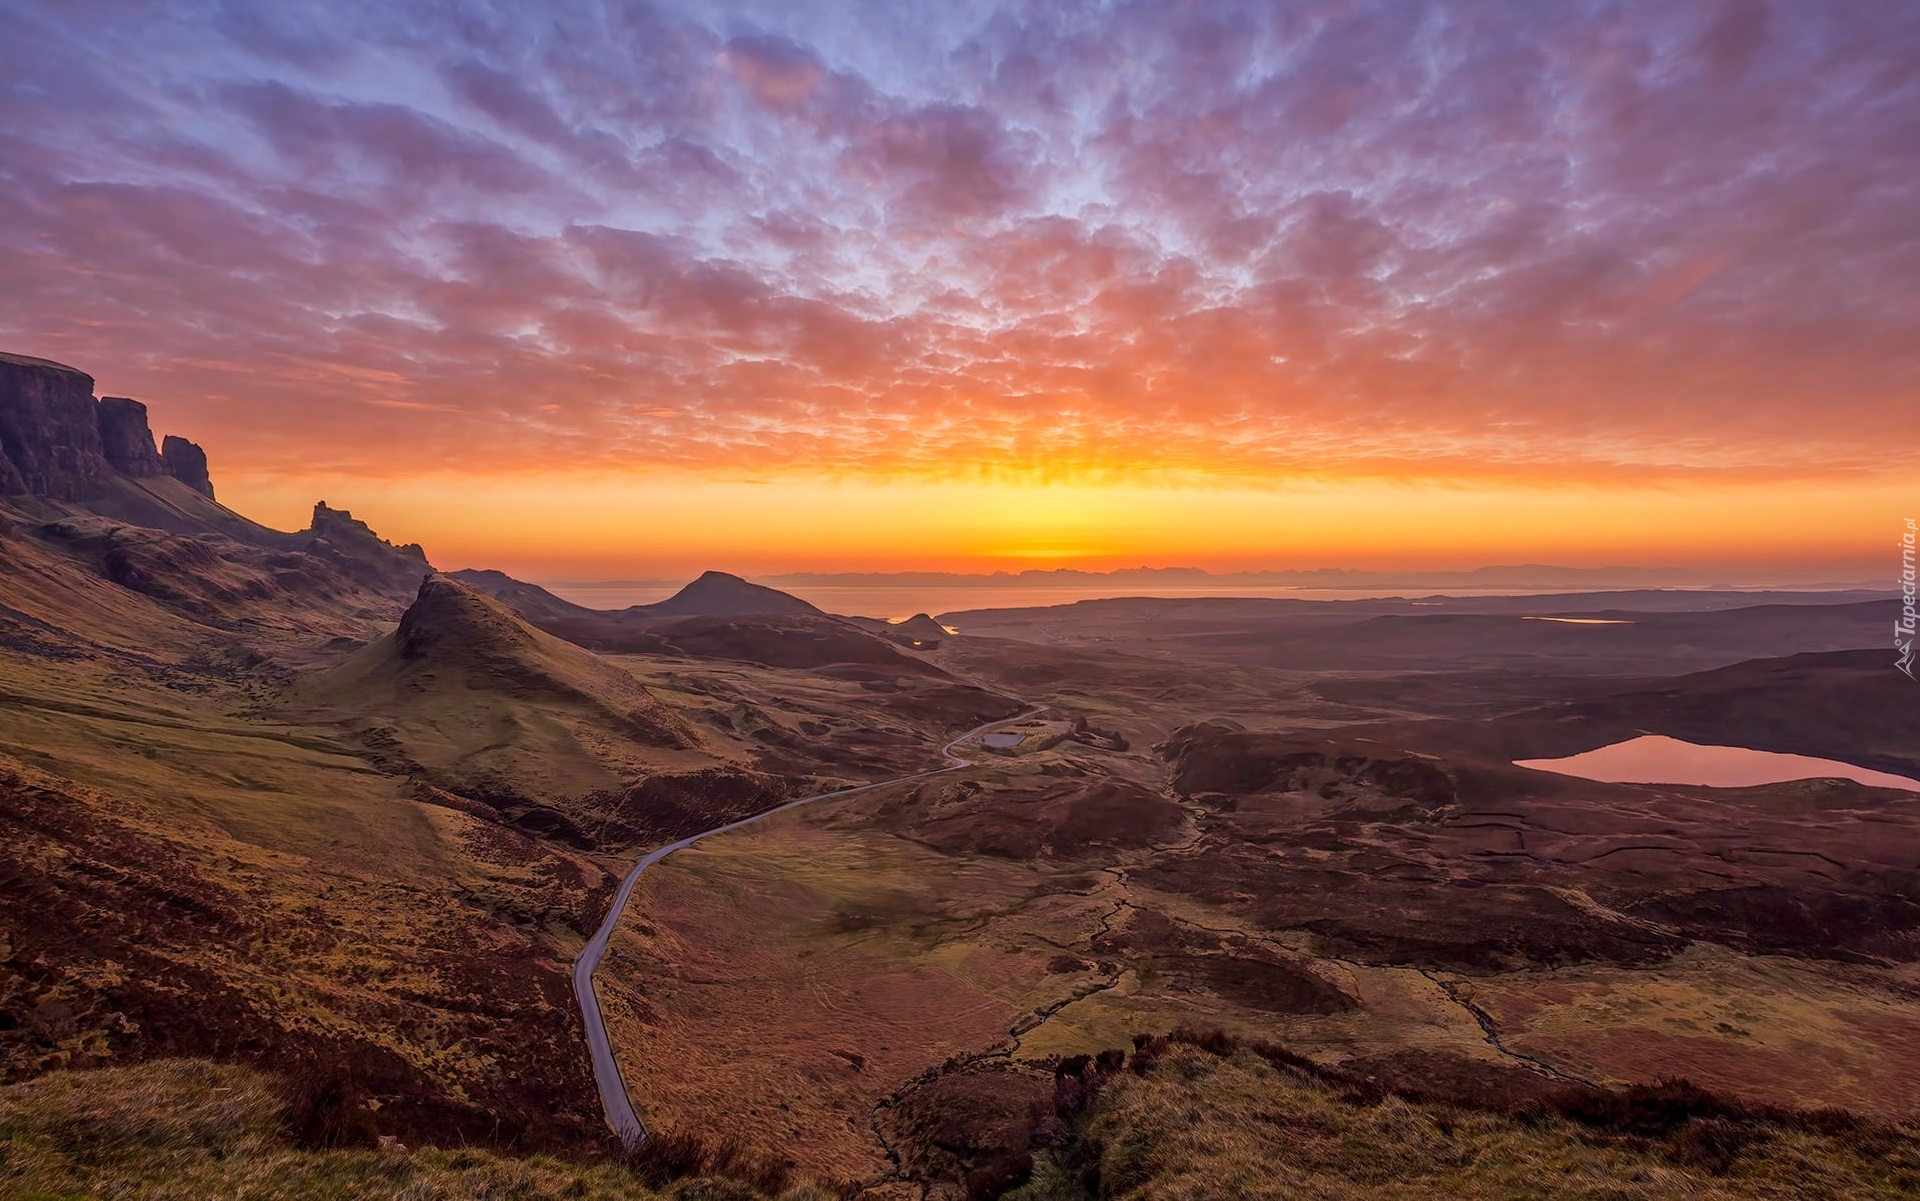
1515;735;1920;792
982;732;1026;749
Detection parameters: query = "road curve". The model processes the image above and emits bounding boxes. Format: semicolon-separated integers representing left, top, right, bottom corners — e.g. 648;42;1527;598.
571;708;1042;1148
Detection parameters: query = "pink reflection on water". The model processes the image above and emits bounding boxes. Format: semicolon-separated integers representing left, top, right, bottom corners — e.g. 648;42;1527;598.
1516;735;1920;792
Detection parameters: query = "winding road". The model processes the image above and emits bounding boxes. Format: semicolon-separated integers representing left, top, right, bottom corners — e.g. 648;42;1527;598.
571;709;1041;1148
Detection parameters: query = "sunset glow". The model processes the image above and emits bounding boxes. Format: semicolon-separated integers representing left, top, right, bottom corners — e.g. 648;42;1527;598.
228;470;1904;581
4;1;1915;578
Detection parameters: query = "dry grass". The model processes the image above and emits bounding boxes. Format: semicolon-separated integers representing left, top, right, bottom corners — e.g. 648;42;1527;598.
1011;1038;1920;1200
0;1059;835;1201
1461;945;1920;1119
598;810;1058;1181
594;756;1511;1182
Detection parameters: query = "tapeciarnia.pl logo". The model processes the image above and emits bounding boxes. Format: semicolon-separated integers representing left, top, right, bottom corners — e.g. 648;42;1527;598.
1900;517;1917;680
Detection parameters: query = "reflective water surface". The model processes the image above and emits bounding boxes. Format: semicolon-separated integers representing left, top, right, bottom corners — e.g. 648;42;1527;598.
1516;735;1920;792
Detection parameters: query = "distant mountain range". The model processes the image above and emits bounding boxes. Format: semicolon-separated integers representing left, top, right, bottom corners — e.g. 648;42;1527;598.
758;565;1886;591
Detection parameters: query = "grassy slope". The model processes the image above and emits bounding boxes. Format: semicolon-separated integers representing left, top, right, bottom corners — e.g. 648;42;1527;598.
0;1059;832;1200
0;554;1021;1151
290;574;715;807
0;557;620;1145
1013;1041;1920;1201
0;690;616;1146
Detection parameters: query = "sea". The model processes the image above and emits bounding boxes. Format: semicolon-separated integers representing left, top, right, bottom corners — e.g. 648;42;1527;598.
537;581;1623;621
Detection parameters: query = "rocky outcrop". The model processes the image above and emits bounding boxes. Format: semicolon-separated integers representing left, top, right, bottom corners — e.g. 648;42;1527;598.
1;353;218;501
0;352;112;500
306;501;431;594
311;502;428;559
160;435;214;498
97;398;167;478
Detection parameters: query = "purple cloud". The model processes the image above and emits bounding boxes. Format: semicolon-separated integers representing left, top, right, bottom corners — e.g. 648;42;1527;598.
0;0;1911;486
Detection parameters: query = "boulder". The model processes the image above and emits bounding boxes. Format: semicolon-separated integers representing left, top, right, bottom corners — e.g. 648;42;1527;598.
97;397;168;477
0;352;112;499
160;435;214;498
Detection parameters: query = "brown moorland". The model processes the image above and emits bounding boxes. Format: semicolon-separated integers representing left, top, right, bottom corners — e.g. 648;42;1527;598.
8;353;1918;1195
594;597;1920;1190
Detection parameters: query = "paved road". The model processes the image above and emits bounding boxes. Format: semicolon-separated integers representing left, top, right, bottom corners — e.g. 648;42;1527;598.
571;709;1041;1148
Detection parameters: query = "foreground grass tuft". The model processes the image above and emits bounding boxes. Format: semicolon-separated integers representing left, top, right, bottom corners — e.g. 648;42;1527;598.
0;1060;833;1200
1011;1031;1920;1200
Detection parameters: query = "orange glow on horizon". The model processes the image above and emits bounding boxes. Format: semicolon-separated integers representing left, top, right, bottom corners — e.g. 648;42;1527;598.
218;466;1907;584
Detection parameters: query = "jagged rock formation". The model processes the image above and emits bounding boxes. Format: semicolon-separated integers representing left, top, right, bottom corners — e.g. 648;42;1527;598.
97;398;168;478
1;353;435;631
305;502;430;594
0;352;112;499
160;435;213;497
0;351;217;502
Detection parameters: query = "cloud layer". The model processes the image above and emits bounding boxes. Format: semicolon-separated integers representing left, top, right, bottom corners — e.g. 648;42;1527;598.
2;0;1916;487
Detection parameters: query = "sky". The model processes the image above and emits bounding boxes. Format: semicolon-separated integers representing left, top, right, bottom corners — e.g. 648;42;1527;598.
2;0;1915;580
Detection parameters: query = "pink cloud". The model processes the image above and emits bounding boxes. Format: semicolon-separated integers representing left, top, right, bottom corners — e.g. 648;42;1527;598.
0;0;1910;494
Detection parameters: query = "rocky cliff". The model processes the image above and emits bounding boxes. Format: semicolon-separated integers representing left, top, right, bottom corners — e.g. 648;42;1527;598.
0;352;113;500
0;432;22;494
160;435;213;497
0;352;216;502
97;397;168;478
1;352;435;626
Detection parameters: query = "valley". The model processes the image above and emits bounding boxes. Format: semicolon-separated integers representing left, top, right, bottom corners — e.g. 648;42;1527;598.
2;352;1917;1196
587;631;1920;1188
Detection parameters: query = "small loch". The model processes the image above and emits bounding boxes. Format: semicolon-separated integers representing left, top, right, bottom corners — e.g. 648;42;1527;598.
1516;735;1920;792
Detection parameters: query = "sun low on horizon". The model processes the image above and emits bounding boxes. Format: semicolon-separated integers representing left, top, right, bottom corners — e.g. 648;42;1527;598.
3;1;1915;582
